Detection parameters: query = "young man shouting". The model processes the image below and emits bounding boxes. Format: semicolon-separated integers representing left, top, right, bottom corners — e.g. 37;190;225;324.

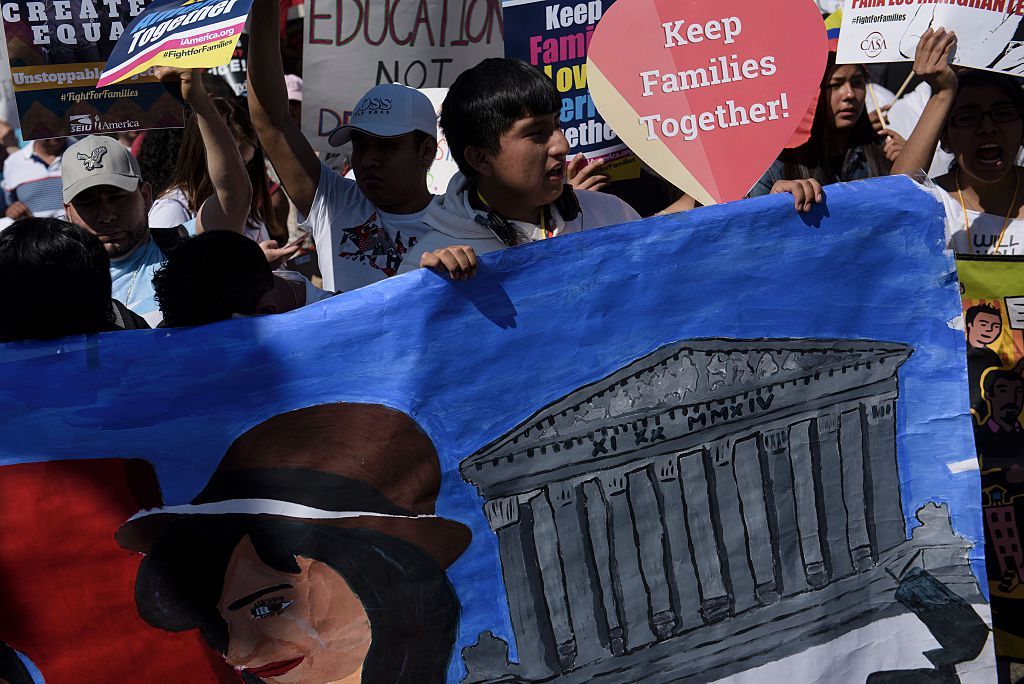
399;58;640;278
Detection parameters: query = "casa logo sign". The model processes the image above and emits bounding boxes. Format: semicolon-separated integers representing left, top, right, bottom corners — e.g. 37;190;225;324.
860;32;886;58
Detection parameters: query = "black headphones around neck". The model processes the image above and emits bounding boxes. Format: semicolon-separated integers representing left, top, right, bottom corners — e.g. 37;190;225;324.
473;184;582;246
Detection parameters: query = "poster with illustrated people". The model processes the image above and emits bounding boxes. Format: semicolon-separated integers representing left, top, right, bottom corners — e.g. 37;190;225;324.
957;254;1024;668
0;175;997;682
0;0;184;138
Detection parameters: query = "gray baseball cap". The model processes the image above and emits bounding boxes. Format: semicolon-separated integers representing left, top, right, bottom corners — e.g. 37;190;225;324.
62;136;142;204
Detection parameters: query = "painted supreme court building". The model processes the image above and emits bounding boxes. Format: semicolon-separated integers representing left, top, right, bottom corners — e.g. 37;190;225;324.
459;338;983;682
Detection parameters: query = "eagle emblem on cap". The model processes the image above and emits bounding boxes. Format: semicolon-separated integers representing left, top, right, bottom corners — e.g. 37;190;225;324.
77;146;107;171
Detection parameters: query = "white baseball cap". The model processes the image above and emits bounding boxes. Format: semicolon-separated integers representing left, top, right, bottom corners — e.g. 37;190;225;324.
328;83;437;146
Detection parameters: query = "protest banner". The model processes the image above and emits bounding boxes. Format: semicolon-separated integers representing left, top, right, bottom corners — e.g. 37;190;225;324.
586;0;827;205
838;1;1024;76
96;0;252;88
0;176;995;681
207;30;246;96
421;87;459;193
0;29;18;126
301;0;504;172
0;0;183;139
503;0;639;181
956;254;1024;663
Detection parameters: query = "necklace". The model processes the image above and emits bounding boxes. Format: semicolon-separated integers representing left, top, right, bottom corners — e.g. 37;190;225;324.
957;167;1020;254
123;266;142;308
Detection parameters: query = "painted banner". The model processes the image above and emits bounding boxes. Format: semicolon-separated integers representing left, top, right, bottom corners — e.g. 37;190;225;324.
837;1;1024;76
502;0;638;181
0;176;996;682
96;0;252;87
301;0;504;173
0;0;183;139
956;254;1024;663
586;0;827;205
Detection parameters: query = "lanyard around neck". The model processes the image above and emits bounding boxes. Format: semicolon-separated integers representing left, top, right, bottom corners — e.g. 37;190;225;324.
958;168;1020;254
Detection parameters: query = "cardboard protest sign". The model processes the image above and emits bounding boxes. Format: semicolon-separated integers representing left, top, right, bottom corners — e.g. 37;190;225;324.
587;0;827;205
838;1;1024;75
207;30;246;96
0;0;183;139
422;87;459;194
0;176;995;681
956;254;1024;662
0;30;18;126
503;0;639;181
96;0;252;88
302;0;503;173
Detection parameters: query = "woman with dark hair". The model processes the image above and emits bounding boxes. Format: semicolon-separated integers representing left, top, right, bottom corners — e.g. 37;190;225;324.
117;403;471;684
136;519;460;683
892;29;1024;256
750;53;903;210
152;96;284;245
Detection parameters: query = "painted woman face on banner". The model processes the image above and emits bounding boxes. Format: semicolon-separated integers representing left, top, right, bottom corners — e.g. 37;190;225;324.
217;536;371;682
124;403;471;684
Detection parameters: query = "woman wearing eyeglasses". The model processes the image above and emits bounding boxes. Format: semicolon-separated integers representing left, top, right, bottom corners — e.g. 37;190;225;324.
892;29;1024;256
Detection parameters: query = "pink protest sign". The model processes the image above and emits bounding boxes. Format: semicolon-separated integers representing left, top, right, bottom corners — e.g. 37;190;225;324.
587;0;827;205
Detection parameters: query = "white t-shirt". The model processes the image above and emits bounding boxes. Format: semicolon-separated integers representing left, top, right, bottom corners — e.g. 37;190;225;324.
930;183;1024;255
150;187;271;243
299;161;433;292
882;82;955;179
275;268;334;305
149;188;192;228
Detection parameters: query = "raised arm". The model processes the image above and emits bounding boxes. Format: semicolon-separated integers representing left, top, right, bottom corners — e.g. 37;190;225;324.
156;67;252;234
246;0;320;216
891;29;958;177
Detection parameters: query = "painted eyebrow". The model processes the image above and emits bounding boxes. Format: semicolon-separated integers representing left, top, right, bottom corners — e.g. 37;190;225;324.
228;583;293;611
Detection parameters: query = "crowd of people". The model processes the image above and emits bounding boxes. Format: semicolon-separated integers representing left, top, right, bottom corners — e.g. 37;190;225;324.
0;6;1019;346
0;2;1023;680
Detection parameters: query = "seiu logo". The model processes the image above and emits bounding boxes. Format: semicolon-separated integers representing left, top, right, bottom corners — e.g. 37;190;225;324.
860;32;885;58
354;97;392;115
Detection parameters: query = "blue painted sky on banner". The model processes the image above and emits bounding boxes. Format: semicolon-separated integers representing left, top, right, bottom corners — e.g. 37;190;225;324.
0;176;977;681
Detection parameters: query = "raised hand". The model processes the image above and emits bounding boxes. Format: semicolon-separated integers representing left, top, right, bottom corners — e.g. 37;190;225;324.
913;28;958;94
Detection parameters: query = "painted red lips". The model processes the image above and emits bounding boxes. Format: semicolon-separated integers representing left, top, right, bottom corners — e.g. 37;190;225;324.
245;656;305;679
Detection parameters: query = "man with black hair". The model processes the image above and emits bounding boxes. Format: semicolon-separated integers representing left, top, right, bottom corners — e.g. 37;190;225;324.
966;303;1005;416
399;58;640;278
247;0;438;292
0;217;148;342
154;231;331;328
974;369;1024;470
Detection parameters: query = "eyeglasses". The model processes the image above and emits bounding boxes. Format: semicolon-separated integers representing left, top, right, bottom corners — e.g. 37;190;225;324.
949;105;1022;128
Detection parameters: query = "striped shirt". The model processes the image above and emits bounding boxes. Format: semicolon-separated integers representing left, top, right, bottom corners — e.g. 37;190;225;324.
2;142;65;217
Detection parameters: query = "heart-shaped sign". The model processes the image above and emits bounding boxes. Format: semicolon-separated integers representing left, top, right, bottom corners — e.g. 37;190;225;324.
587;0;827;205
